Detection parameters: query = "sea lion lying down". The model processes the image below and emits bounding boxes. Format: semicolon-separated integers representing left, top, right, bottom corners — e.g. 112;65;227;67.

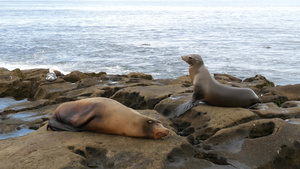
47;97;169;139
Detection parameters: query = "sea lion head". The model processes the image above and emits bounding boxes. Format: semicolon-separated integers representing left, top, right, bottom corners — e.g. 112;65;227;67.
142;118;169;139
181;54;204;67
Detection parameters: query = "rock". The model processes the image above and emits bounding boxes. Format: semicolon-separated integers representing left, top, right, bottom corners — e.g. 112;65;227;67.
2;99;50;114
154;93;192;117
244;74;275;88
12;68;25;79
214;73;242;83
1;69;300;168
251;102;300;119
281;101;300;108
0;68;10;74
0;104;58;134
0;68;65;100
0;74;26;99
261;84;300;101
201;118;300;168
172;104;259;144
260;95;289;106
84;72;107;78
111;84;189;109
33;81;78;101
156;75;193;87
21;69;56;82
127;72;153;80
63;71;89;83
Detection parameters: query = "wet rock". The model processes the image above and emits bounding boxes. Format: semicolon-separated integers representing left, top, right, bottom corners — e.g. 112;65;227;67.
2;99;50;114
0;104;58;134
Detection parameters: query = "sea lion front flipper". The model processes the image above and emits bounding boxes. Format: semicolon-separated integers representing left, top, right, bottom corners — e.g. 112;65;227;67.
245;103;260;109
172;100;197;117
47;116;84;132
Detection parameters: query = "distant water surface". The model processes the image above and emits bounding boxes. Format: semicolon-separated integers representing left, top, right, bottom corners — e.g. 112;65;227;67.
0;0;299;85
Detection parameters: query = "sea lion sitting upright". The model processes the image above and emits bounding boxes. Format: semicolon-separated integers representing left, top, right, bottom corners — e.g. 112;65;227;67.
175;54;259;116
47;97;169;139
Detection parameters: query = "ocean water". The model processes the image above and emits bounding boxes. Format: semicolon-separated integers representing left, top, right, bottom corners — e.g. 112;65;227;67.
0;0;299;85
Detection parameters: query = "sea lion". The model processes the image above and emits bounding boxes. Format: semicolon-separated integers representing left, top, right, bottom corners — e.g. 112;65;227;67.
175;54;259;116
47;97;169;139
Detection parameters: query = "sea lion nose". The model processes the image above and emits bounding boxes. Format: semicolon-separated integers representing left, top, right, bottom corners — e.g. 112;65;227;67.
155;129;169;139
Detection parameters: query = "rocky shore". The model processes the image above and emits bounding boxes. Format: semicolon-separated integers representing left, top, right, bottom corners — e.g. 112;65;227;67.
0;68;300;169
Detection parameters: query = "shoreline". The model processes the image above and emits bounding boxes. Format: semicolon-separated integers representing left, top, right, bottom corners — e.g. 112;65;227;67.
0;66;298;87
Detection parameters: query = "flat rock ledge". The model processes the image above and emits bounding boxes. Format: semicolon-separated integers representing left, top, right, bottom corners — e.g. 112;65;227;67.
0;68;300;169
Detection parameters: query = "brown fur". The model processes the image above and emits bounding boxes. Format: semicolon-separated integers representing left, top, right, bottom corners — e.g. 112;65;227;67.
47;97;169;139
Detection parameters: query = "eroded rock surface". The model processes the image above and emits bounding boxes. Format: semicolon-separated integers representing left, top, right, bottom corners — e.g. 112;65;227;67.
0;68;300;168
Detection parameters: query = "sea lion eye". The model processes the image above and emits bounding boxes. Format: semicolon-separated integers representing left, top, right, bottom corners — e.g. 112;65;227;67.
147;120;153;124
188;56;192;60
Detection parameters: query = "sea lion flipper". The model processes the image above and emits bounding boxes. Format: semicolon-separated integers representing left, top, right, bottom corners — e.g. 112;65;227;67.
245;103;260;109
173;100;193;117
174;100;205;117
47;116;83;132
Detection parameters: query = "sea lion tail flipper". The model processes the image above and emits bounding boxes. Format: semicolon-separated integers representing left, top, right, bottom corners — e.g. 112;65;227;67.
47;117;83;132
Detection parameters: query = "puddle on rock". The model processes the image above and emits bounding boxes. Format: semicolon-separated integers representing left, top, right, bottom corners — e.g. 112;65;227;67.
0;97;48;140
169;96;187;100
95;80;125;87
285;119;300;125
6;112;46;122
0;127;35;140
0;97;28;112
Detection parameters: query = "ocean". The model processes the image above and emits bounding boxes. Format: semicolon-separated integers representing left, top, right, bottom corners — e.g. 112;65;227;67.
0;0;299;85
